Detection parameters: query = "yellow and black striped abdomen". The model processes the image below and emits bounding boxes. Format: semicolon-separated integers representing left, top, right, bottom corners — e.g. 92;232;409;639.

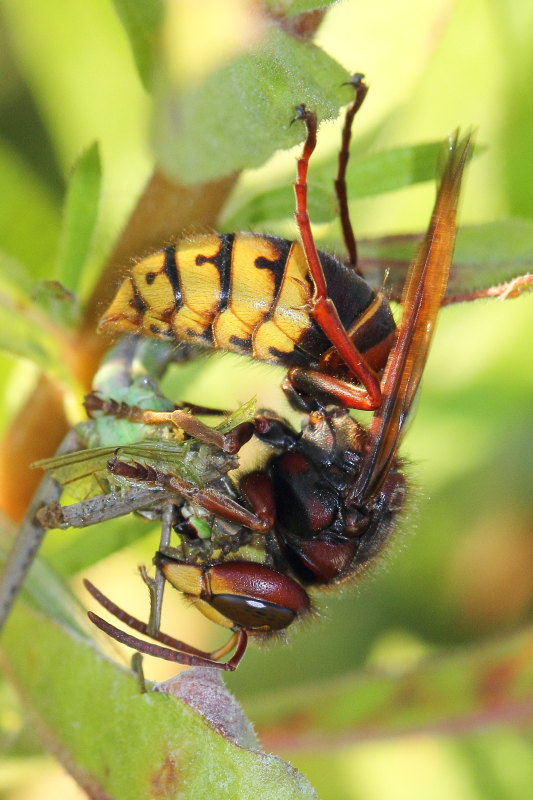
99;232;394;370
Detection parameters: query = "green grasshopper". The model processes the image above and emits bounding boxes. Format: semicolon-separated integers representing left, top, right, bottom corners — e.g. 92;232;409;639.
0;335;256;637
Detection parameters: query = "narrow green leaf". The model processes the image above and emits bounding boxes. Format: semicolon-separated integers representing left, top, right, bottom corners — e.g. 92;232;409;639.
226;141;445;229
0;529;85;635
56;143;101;294
0;247;81;328
0;253;32;300
0;306;70;382
31;280;80;329
154;26;350;183
358;218;533;301
0;141;60;278
1;596;318;800
347;141;446;197
111;0;164;89
0;256;73;383
245;627;533;746
225;181;334;229
453;218;533;288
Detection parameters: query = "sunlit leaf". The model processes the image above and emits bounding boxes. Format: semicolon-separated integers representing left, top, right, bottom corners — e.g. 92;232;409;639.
226;141;446;228
56;143;101;296
111;0;164;89
0;142;60;278
0;261;73;383
30;280;80;329
0;253;32;301
154;25;350;183
214;396;257;431
347;140;449;197
1;596;318;800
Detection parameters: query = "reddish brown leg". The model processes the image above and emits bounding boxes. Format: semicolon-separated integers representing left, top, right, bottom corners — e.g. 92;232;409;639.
141;409;254;454
179;402;229;417
239;472;276;529
85;394;253;455
85;579;248;670
84;579;206;656
108;455;273;533
335;73;369;274
84;393;229;420
287;366;384;409
292;105;382;410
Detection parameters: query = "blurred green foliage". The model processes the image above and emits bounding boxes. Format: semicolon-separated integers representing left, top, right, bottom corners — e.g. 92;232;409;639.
0;0;533;799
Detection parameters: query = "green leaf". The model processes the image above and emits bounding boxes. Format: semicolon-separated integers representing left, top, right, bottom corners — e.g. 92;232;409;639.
346;141;448;198
453;218;533;289
111;0;164;89
0;254;74;382
0;254;32;300
153;26;350;183
215;396;257;432
45;515;155;578
244;627;533;745
358;218;533;301
0;536;85;633
226;141;446;229
0;249;80;328
56;143;101;295
0;141;61;278
226;181;334;228
1;594;318;800
31;280;80;329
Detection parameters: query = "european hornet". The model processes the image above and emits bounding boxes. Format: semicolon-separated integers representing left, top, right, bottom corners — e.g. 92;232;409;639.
85;76;474;671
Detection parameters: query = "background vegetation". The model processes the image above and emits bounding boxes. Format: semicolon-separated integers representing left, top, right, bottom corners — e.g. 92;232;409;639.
0;0;532;798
